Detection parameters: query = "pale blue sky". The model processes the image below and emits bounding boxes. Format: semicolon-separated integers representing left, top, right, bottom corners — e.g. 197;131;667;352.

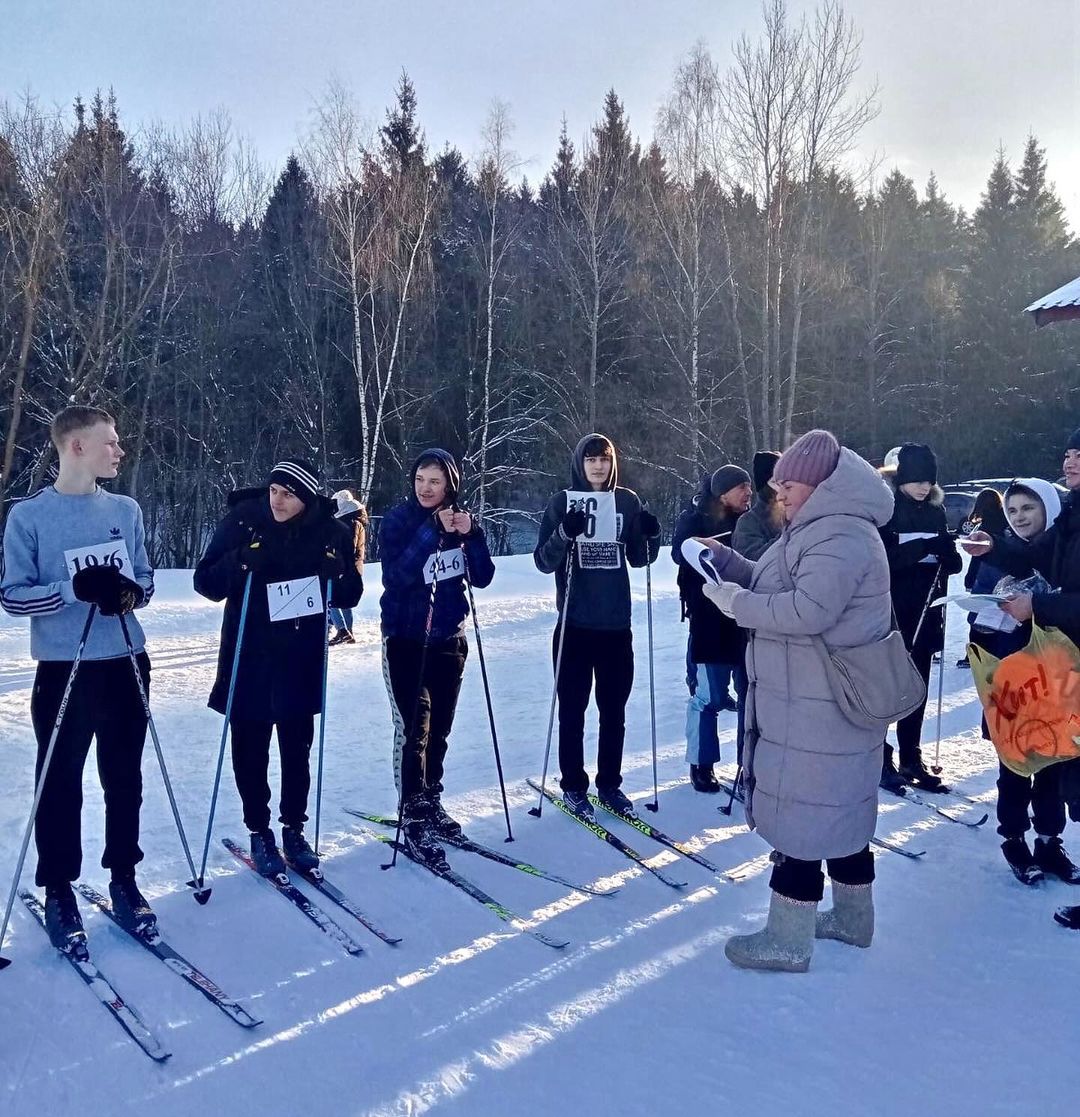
2;0;1078;226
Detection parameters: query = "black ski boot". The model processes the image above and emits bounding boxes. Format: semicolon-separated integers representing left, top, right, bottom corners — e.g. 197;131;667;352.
899;755;950;794
282;826;320;872
690;764;721;793
425;791;463;839
44;884;87;957
563;790;594;820
879;746;908;794
250;829;287;877
109;873;158;937
401;794;449;871
718;692;738;712
1001;837;1044;886
1034;837;1080;883
1053;905;1080;929
597;787;635;816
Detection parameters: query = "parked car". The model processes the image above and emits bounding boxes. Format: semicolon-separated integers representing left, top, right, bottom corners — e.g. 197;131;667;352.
942;491;978;533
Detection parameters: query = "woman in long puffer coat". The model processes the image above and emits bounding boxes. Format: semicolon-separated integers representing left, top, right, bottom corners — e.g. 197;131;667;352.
698;430;894;973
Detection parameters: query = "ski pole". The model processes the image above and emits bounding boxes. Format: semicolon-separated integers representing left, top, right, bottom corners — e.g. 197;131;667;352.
313;580;333;858
932;598;947;774
644;556;659;813
118;614;210;904
383;537;444;870
719;763;742;817
0;606;97;970
196;571;253;889
530;543;576;819
462;548;514;842
910;560;943;648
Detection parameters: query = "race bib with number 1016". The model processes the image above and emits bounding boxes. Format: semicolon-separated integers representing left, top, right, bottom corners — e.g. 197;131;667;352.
266;576;324;622
64;541;134;580
424;547;465;585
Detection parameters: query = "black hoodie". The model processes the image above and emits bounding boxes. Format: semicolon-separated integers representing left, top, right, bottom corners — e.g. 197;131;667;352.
534;434;659;630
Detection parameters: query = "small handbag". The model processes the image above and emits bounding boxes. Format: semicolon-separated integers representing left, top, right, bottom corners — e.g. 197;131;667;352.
775;541;926;730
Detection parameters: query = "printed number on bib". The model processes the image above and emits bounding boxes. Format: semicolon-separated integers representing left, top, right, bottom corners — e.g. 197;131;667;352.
564;491;617;542
64;541;134;580
267;576;323;622
424;547;465;585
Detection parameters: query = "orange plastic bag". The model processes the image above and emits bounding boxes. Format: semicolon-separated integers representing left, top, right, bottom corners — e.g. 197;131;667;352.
970;624;1080;776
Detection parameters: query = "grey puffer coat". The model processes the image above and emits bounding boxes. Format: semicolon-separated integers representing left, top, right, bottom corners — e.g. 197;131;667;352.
718;448;894;861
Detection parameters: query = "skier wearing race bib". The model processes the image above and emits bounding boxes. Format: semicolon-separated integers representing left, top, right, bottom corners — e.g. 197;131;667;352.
534;433;662;819
379;449;495;869
194;459;363;876
1;406;156;950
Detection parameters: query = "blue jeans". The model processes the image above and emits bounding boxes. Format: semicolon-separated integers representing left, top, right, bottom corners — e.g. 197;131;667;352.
685;644;747;767
329;606;353;633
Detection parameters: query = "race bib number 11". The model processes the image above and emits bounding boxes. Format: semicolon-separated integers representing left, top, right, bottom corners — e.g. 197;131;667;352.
64;541;133;580
267;576;323;622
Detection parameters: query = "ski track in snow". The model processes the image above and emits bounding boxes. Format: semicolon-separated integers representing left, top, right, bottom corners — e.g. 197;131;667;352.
1;557;1078;1116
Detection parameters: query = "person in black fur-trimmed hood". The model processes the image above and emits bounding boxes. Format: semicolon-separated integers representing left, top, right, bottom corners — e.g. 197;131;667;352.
379;448;495;870
879;443;961;794
534;433;661;819
194;459;364;876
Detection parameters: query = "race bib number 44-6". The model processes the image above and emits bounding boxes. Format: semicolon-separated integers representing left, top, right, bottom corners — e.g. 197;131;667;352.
64;540;134;580
424;547;465;585
267;576;323;622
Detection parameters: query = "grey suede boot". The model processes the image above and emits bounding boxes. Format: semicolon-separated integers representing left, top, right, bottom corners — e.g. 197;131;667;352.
815;881;874;948
724;891;816;973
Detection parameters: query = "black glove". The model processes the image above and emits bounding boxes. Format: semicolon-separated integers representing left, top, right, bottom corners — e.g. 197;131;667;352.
319;546;347;580
560;507;588;540
931;533;956;559
72;564;145;616
638;510;660;539
240;534;272;574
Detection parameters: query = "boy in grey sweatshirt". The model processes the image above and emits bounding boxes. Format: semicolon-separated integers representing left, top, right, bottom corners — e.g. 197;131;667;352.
1;406;156;951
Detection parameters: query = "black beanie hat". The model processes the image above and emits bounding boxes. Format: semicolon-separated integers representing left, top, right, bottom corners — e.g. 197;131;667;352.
753;451;781;494
710;464;751;498
1065;427;1080;453
268;459;320;506
895;443;937;486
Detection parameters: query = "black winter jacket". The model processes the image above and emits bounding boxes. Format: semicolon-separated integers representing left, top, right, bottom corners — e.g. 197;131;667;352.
881;486;962;653
731;495;782;562
194;489;363;720
670;495;745;665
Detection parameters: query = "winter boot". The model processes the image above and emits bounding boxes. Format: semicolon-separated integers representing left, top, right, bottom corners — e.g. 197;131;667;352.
879;746;907;795
815;881;874;948
718;692;738;713
109;873;158;937
597;786;635;816
724;890;817;973
899;753;950;794
1001;837;1044;885
328;629;355;647
1034;836;1080;883
250;829;287;877
1053;905;1080;929
690;764;721;793
425;791;463;840
282;826;320;873
44;883;87;956
563;790;594;821
401;794;449;871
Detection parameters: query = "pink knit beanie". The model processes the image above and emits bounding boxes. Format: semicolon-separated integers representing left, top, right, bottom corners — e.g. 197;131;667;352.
772;429;840;487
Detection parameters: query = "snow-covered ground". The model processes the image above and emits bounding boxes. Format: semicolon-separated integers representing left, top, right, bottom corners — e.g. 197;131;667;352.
1;556;1077;1117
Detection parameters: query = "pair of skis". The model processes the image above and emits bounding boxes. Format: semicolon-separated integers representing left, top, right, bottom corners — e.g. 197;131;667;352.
880;783;989;829
19;884;262;1064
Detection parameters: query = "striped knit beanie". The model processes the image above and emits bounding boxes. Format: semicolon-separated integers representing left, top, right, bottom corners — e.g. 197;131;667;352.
268;459;320;506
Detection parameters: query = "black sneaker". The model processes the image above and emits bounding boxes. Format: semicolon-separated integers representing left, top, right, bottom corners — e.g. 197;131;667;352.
425;792;463;839
1034;837;1080;884
879;748;908;794
328;630;355;647
563;790;594;820
690;764;721;793
956;655;970;669
597;787;635;816
109;874;158;937
282;826;320;872
1001;838;1044;886
250;829;287;877
899;761;950;794
402;794;449;871
1053;905;1080;929
44;884;87;956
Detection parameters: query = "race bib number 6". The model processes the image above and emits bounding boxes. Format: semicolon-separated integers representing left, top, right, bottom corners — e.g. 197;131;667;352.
267;576;324;622
424;547;465;585
64;540;133;580
564;490;617;543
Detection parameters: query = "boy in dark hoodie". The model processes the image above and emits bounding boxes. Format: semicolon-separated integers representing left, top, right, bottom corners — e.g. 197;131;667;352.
194;459;364;876
879;443;961;793
670;464;752;792
534;434;661;818
731;450;783;562
379;449;495;868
